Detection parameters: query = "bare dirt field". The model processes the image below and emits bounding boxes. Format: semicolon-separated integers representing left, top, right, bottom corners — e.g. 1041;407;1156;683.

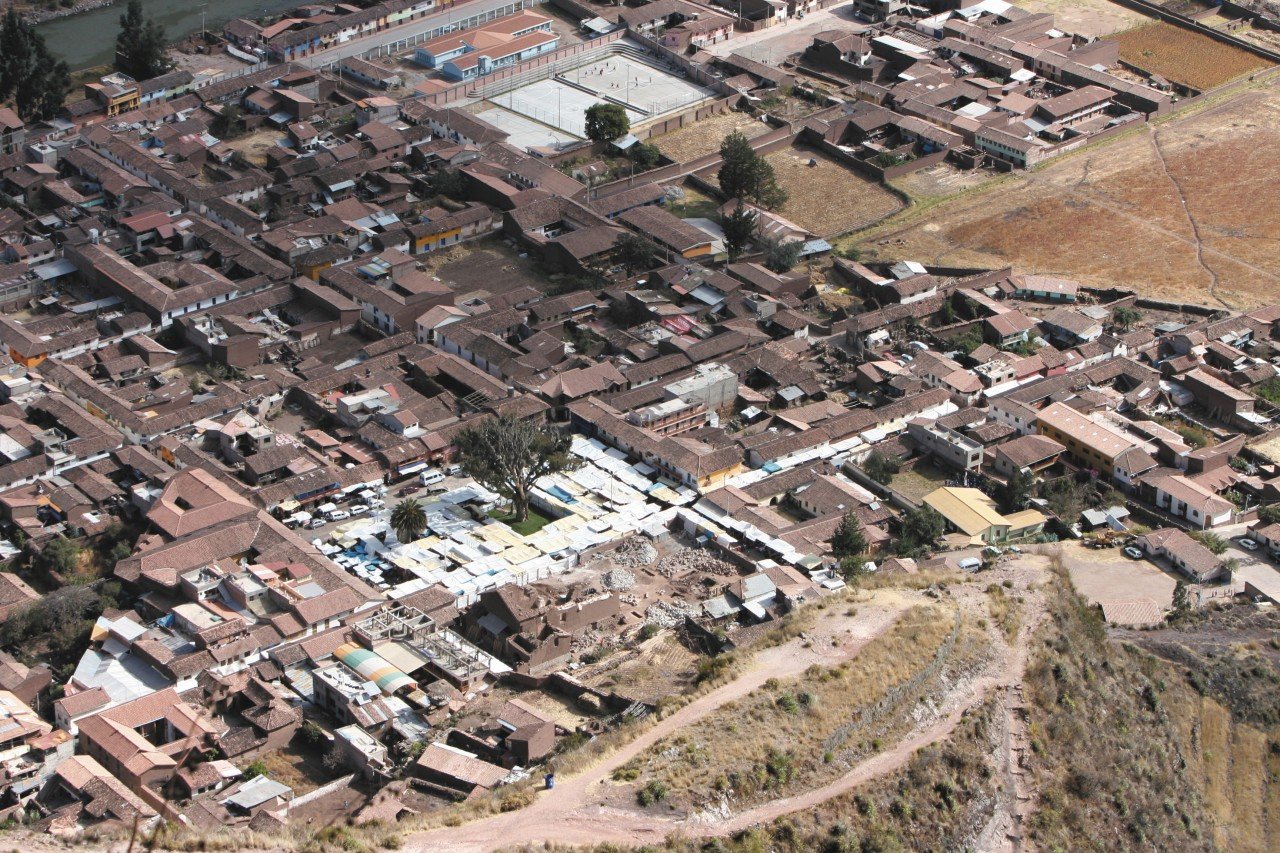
430;239;554;296
1014;0;1150;37
221;129;287;167
652;111;771;163
857;81;1280;309
1060;541;1177;611
768;146;905;238
1112;22;1268;90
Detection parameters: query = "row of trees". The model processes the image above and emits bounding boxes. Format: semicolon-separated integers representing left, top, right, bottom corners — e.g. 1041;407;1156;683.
115;0;170;82
0;9;69;121
0;0;169;123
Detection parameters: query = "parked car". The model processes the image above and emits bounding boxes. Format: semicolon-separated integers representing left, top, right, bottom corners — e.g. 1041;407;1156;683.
327;509;350;522
1123;545;1144;559
419;468;445;486
1239;537;1259;551
308;518;325;529
444;464;462;476
349;504;369;516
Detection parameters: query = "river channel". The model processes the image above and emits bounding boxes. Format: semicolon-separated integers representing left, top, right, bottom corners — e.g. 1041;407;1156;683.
37;0;297;70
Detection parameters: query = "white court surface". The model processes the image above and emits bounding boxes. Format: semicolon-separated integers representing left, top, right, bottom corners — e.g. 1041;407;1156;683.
557;53;715;116
474;105;580;150
490;79;645;139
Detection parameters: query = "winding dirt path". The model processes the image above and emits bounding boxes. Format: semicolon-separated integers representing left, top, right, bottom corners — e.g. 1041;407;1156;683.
407;599;909;852
715;672;999;835
1147;126;1226;307
407;577;1046;853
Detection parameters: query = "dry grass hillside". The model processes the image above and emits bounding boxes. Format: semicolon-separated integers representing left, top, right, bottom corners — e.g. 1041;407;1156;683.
563;565;1280;853
611;604;990;813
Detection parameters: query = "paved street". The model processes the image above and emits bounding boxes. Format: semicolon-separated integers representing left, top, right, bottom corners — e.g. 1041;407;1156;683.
701;6;868;64
297;0;532;68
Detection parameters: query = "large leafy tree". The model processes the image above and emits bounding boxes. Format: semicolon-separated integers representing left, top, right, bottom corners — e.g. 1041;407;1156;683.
390;498;427;544
615;231;659;274
454;416;579;522
584;103;630;143
1000;466;1034;514
863;450;900;486
717;131;787;210
0;9;69;121
1111;305;1141;331
896;505;946;557
115;0;171;82
830;510;868;560
722;202;757;261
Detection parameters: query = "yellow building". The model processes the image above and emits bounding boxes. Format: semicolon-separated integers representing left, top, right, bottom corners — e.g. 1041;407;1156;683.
923;486;1045;545
85;74;141;118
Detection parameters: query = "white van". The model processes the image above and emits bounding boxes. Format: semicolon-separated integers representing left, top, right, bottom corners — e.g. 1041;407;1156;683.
327;509;351;522
419;468;445;486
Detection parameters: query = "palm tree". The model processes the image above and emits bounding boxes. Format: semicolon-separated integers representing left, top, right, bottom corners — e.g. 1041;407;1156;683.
391;498;426;544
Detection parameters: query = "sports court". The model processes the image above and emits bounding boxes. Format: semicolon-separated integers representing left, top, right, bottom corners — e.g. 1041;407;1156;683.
490;79;645;139
479;46;716;144
473;105;580;150
556;53;714;117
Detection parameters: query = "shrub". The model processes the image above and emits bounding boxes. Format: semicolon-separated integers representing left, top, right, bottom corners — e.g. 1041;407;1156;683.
242;760;268;779
636;779;668;806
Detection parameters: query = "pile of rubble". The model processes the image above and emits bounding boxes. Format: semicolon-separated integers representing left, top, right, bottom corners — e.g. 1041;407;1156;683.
601;568;636;591
657;547;736;579
607;537;659;568
644;599;698;628
572;629;612;655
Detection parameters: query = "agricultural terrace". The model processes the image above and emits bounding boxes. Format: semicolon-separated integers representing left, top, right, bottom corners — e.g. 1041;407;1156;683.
767;146;904;237
1111;22;1268;90
856;85;1280;309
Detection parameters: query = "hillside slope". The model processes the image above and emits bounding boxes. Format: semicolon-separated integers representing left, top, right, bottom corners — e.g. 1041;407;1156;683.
604;567;1280;853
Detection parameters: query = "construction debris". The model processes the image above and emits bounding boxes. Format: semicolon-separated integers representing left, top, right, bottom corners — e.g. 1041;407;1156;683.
606;537;659;569
657;547;736;579
601;568;636;591
645;599;698;628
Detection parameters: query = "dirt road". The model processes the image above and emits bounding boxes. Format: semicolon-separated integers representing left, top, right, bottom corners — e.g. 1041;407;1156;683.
408;596;911;852
405;559;1056;853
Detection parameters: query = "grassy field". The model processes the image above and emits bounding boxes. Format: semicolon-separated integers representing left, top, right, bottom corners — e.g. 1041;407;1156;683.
665;184;721;219
853;83;1280;309
488;507;553;536
658;698;1004;852
616;605;988;810
890;460;951;505
766;146;904;238
1112;22;1268;90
